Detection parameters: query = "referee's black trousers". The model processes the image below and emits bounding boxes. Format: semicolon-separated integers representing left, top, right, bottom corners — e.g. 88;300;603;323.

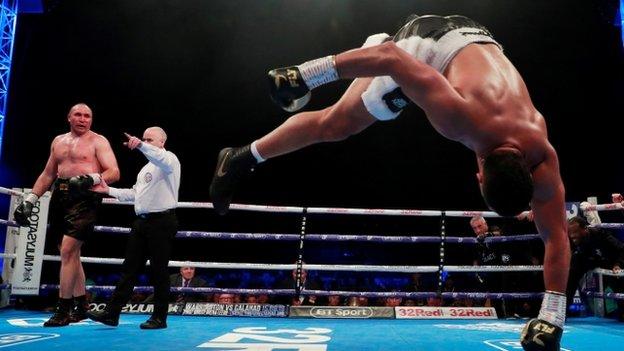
109;211;178;320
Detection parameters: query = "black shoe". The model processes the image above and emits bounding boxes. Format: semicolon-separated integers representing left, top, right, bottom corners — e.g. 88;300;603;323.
43;310;70;327
86;309;120;327
140;317;167;329
268;66;311;112
520;318;562;351
68;308;87;323
209;145;257;215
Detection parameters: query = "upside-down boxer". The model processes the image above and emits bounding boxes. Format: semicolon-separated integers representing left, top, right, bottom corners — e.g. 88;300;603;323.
13;103;120;326
210;15;570;350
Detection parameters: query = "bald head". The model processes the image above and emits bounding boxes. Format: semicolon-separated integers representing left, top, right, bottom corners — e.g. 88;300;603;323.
142;126;167;148
68;103;92;117
67;103;93;135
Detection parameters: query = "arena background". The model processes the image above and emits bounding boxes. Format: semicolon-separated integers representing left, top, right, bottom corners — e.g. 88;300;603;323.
0;0;622;292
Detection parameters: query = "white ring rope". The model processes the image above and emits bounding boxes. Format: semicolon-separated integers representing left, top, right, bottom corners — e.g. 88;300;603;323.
0;186;521;218
0;218;16;227
3;185;622;302
4;185;624;216
592;268;624;277
591;223;624;229
102;198;504;218
581;202;624;212
6;249;616;276
0;186;25;197
0;253;541;273
443;265;543;272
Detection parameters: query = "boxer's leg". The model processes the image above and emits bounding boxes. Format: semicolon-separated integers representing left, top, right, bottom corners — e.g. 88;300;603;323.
210;77;377;215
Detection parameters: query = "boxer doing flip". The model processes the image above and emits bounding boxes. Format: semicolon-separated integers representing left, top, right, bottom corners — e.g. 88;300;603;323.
210;15;570;350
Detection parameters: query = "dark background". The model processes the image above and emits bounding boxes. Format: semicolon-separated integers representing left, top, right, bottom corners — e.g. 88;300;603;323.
0;0;623;285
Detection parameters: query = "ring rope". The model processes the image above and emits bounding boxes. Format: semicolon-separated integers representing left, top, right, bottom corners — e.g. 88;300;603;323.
102;198;505;217
0;218;17;227
0;187;519;218
0;253;543;272
591;223;624;229
92;225;542;243
592;268;624;277
0;186;25;197
4;185;623;216
584;292;624;300
0;219;543;243
4;283;619;301
581;202;624;212
32;284;546;299
3;187;621;305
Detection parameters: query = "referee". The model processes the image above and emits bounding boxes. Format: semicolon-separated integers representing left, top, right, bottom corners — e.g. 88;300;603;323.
87;126;181;329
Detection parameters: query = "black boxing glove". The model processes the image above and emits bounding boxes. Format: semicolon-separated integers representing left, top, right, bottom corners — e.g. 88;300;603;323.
13;193;39;226
268;55;338;112
68;173;101;194
520;318;563;351
268;66;312;112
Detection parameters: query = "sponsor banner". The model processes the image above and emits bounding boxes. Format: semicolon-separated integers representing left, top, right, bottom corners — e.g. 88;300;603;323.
182;303;287;317
89;302;184;315
395;306;497;319
289;306;395;319
11;190;51;296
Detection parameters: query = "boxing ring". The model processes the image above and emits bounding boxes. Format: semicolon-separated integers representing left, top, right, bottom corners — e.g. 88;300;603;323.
0;310;622;350
1;186;623;350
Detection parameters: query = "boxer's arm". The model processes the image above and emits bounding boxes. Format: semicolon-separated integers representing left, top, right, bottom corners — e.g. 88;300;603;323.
138;142;177;173
530;148;569;294
95;135;120;184
530;150;566;243
31;140;59;197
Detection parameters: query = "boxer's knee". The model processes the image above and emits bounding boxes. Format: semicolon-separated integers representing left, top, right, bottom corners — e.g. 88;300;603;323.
317;106;361;142
59;244;80;263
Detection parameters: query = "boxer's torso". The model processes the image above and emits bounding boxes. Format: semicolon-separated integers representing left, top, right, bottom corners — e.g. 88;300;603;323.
427;43;550;169
52;130;103;178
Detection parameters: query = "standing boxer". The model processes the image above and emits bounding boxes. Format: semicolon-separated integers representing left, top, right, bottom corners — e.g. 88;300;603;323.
14;103;120;326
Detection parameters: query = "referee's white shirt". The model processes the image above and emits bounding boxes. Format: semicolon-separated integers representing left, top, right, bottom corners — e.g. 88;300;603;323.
108;143;181;215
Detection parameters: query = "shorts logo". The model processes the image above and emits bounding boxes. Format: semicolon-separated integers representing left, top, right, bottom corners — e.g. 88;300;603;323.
382;87;410;113
392;98;408;109
144;172;152;183
460;29;491;37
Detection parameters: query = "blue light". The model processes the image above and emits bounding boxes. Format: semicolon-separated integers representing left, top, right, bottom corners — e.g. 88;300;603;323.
621;0;624;46
0;0;18;159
